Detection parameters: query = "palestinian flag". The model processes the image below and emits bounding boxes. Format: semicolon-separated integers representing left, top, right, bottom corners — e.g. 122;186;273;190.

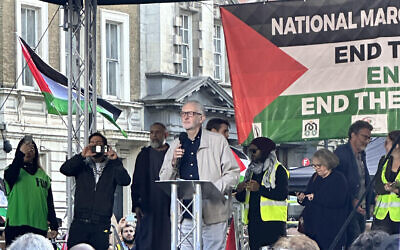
221;0;400;145
231;147;249;182
19;37;127;137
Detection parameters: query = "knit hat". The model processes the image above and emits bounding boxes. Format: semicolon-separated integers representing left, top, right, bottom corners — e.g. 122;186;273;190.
250;137;276;155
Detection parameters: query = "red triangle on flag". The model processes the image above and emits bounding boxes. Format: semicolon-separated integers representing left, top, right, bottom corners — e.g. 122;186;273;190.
221;8;308;144
231;149;247;172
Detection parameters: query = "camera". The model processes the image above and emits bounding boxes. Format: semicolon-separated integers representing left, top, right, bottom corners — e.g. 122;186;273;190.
91;145;108;154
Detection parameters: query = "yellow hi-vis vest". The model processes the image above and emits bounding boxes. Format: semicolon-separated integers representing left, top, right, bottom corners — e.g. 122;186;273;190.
374;160;400;222
242;162;289;225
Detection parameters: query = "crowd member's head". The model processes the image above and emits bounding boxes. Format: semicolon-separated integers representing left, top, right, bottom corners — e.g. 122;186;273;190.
69;243;96;250
89;132;108;146
206;118;230;139
273;234;320;250
149;122;168;149
121;224;135;246
8;233;53;250
248;137;276;163
385;130;400;154
16;135;40;167
88;132;108;161
348;120;373;153
180;100;206;132
349;230;391;250
312;148;339;178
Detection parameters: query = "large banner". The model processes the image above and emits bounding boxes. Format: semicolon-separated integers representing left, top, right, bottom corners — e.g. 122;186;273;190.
221;0;400;144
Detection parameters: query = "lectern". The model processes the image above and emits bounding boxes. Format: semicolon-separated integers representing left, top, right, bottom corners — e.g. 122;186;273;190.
156;180;225;250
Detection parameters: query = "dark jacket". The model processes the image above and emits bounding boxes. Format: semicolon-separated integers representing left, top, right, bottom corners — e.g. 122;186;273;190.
334;142;373;215
60;154;131;224
131;145;169;211
131;146;151;211
299;171;349;249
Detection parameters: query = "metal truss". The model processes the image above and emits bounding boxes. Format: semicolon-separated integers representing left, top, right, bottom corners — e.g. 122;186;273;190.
64;0;97;226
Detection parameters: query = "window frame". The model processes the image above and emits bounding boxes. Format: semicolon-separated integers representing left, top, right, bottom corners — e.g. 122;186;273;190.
100;9;130;101
179;14;192;76
105;22;121;97
16;0;48;91
213;23;225;82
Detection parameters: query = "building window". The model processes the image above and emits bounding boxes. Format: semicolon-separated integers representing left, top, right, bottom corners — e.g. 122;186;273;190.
59;8;70;77
214;24;224;82
100;9;130;101
179;15;191;75
106;22;120;96
21;7;38;87
16;0;48;90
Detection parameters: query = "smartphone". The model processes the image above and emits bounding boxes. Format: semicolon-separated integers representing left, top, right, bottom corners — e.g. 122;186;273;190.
126;214;136;223
91;145;109;154
91;145;103;154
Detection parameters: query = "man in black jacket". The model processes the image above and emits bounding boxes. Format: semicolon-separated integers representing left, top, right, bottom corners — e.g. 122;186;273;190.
60;132;131;250
334;120;373;247
131;122;170;250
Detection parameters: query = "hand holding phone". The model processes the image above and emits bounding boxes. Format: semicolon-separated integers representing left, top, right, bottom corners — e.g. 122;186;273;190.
126;214;136;224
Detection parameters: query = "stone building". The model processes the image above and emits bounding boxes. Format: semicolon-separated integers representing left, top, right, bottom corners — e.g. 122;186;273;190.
0;0;146;220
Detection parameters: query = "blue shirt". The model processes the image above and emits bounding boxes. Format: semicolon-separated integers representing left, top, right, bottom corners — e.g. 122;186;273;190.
179;129;201;180
121;241;135;250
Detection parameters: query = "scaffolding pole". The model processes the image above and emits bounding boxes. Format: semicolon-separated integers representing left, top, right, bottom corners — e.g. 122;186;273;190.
65;0;97;227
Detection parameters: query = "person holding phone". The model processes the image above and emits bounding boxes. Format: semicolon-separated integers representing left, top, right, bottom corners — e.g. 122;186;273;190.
297;149;349;250
235;137;288;250
4;135;58;246
60;132;131;250
372;130;400;234
118;216;136;250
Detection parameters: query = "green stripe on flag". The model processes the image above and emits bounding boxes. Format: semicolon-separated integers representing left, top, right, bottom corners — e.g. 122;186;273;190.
244;87;400;144
43;92;128;138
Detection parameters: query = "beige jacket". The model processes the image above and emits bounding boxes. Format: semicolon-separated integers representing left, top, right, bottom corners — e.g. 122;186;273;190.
160;129;240;224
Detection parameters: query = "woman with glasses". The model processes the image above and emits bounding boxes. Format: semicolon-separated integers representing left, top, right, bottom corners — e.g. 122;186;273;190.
372;130;400;234
296;148;349;250
235;137;289;250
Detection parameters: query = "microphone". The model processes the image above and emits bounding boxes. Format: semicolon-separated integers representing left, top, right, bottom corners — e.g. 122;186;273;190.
178;132;188;143
176;132;188;170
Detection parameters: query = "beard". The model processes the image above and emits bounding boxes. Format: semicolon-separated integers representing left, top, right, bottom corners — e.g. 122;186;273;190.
123;238;134;245
150;139;163;149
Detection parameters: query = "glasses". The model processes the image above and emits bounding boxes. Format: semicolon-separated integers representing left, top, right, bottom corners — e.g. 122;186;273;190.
248;148;258;154
180;111;202;117
358;133;371;141
310;163;323;168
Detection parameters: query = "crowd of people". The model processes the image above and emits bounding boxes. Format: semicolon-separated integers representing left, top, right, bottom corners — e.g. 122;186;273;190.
1;100;400;249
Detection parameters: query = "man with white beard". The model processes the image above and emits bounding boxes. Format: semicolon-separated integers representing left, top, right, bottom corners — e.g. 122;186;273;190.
131;122;170;250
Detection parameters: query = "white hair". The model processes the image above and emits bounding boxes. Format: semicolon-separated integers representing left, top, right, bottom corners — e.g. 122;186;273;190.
183;100;205;115
8;233;53;250
70;243;96;250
